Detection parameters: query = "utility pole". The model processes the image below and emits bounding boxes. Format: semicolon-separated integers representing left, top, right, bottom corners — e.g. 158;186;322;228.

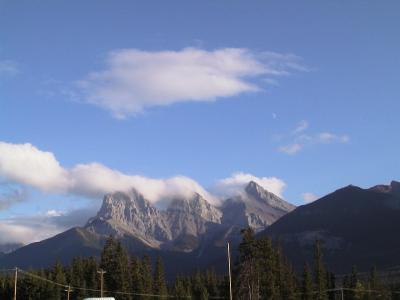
227;243;233;300
64;285;73;300
341;287;344;300
13;267;18;300
98;269;106;297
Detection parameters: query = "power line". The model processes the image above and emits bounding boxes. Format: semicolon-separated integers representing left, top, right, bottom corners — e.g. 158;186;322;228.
10;267;400;299
18;268;193;298
0;268;17;272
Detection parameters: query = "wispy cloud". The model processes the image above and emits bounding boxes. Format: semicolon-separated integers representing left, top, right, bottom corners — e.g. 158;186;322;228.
213;172;286;198
0;187;28;210
77;47;306;118
278;143;303;155
302;192;318;203
278;121;350;155
0;60;19;77
0;206;96;244
292;120;309;134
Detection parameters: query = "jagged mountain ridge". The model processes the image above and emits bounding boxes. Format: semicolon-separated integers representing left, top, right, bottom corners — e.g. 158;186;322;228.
0;181;293;275
85;181;291;251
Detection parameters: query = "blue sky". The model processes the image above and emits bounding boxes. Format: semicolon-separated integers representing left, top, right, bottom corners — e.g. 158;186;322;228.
0;0;399;243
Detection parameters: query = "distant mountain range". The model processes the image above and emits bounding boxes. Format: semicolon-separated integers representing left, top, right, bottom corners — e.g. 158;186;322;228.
0;181;294;277
261;180;400;273
2;180;400;277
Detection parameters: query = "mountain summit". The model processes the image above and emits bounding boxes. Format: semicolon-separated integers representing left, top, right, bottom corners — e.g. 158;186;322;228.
221;181;295;230
0;181;294;273
85;182;292;251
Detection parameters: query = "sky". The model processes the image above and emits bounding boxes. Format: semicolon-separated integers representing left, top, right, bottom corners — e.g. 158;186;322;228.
0;0;399;244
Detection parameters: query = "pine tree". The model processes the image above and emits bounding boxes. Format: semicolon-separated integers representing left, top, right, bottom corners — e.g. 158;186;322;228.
205;269;219;298
69;257;86;299
140;255;153;300
174;275;189;300
280;259;297;300
153;256;168;297
349;265;359;300
258;237;277;300
84;256;99;292
130;255;143;295
301;263;313;300
192;272;208;300
235;228;259;300
314;240;328;300
100;236;132;299
327;272;336;300
51;261;67;300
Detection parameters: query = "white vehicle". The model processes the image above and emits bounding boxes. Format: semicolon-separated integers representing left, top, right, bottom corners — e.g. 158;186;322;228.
83;298;116;300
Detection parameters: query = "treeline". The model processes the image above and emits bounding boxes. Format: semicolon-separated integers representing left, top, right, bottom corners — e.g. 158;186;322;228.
1;229;400;299
234;228;400;300
0;236;228;300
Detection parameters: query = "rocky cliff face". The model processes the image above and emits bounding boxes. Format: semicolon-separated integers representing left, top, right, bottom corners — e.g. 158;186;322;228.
85;181;294;251
85;190;171;247
369;180;400;196
221;181;295;231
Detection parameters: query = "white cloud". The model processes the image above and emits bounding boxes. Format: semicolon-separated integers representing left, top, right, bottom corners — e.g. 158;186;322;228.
0;221;59;244
0;142;69;192
302;192;318;203
278;121;350;155
0;141;219;205
78;47;305;118
316;132;350;144
278;143;302;155
0;141;287;208
0;206;99;244
213;172;286;198
292;120;309;134
45;209;63;217
0;60;19;77
0;142;291;243
69;163;218;205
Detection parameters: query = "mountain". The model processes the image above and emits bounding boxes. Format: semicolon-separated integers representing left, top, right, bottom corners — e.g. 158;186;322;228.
221;181;295;230
0;181;293;276
0;243;24;254
0;228;103;268
261;180;400;273
85;190;223;252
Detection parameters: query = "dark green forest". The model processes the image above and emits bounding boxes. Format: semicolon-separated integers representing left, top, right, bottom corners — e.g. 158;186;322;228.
1;229;399;299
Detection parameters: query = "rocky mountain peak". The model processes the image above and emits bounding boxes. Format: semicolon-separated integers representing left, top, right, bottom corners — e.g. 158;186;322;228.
369;180;400;196
245;180;264;197
84;183;295;251
245;181;295;212
85;190;171;246
221;181;296;231
95;190;157;223
167;193;222;223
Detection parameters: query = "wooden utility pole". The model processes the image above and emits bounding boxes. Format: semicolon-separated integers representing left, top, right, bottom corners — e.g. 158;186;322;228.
97;269;106;297
13;267;18;300
64;285;73;300
341;287;344;300
227;243;233;300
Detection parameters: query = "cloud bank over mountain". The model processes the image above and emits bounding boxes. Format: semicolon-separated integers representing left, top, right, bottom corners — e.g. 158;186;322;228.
213;172;285;198
0;141;286;207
